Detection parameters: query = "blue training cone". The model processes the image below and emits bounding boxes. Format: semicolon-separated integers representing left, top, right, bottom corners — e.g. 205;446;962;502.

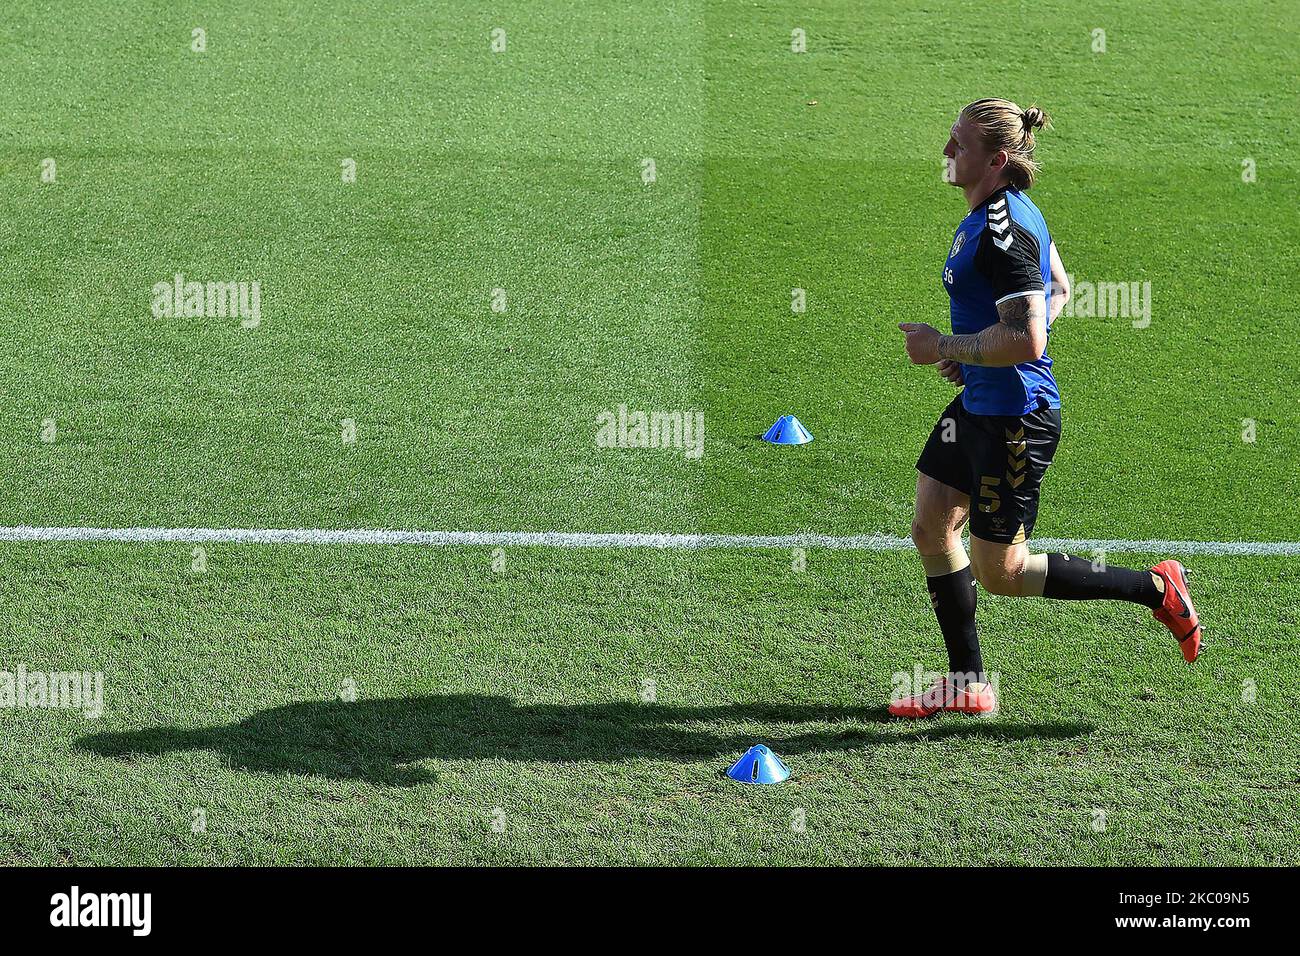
762;414;813;445
726;745;792;784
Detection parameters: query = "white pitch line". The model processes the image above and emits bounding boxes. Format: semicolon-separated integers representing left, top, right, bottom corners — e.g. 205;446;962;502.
0;525;1296;556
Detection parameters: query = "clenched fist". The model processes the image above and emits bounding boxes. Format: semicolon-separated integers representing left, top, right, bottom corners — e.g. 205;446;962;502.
898;322;942;365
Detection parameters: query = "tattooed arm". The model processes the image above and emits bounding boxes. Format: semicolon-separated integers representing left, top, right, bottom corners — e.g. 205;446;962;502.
898;219;1051;368
937;293;1047;367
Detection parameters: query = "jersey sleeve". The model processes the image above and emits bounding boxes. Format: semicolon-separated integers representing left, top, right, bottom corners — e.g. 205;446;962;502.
973;206;1044;304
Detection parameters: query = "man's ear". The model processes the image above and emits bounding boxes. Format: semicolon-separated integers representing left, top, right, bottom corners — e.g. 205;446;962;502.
989;149;1009;171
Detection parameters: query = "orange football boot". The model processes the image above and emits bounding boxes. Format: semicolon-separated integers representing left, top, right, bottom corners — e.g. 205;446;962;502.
888;677;998;718
1151;559;1201;662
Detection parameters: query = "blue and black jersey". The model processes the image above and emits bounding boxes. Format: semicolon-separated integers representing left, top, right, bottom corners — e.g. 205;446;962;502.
942;186;1060;416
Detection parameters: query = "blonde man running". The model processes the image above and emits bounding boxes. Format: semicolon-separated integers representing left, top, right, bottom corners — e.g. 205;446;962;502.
892;98;1201;718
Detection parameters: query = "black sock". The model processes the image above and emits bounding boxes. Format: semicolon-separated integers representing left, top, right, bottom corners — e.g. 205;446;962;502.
1042;554;1163;608
926;566;984;683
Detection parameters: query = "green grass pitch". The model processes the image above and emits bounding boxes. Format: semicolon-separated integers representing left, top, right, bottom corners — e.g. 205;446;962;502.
0;1;1297;865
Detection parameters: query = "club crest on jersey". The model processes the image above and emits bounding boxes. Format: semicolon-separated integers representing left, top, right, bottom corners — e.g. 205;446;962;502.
949;230;966;259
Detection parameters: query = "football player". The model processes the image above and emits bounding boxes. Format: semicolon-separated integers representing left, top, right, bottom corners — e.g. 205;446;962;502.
891;98;1200;718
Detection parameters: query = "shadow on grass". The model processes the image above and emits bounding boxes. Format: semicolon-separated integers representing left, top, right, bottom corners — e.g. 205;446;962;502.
77;695;1093;786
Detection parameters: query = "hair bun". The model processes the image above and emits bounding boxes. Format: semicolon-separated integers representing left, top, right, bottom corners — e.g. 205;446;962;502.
1022;106;1049;130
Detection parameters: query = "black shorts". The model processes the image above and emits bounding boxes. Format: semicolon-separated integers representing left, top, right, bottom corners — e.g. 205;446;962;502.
916;393;1061;544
